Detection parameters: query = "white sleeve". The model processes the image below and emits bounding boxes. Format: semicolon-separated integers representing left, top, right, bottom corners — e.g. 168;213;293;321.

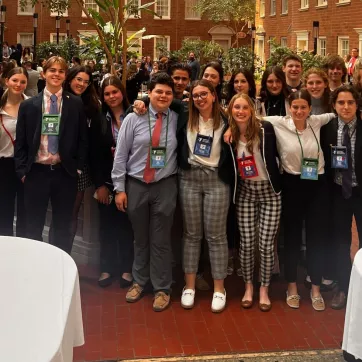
262;116;283;126
310;113;336;127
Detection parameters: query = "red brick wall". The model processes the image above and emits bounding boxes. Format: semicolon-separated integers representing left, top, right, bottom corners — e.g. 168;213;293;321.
256;0;362;59
4;0;249;59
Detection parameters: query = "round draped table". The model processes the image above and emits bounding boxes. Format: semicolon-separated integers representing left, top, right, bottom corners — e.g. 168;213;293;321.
343;248;362;361
0;237;84;362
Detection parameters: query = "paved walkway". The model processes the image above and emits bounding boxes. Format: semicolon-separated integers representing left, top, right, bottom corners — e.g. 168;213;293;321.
73;221;359;362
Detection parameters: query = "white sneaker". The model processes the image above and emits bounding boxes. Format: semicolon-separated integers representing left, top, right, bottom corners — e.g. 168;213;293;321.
181;288;195;309
211;289;226;313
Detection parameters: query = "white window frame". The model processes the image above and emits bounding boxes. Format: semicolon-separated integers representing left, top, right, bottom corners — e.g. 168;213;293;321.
154;36;170;59
256;36;265;63
280;37;288;47
17;0;34;15
337;0;350;4
338;36;349;57
78;30;98;45
295;31;309;52
317;37;327;56
82;0;99;17
127;31;143;56
260;0;265;17
355;29;362;55
185;0;201;20
17;33;34;47
300;0;309;9
154;0;171;19
125;0;141;19
270;0;276;15
50;33;67;44
281;0;288;14
317;0;327;6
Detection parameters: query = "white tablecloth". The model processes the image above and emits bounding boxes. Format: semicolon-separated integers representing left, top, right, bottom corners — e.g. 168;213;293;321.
0;237;84;362
343;248;362;360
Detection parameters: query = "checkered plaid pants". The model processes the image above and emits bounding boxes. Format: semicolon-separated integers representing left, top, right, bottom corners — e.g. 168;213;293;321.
236;179;281;286
179;167;230;280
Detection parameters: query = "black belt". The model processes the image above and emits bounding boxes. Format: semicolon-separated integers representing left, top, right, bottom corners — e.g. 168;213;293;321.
32;163;62;171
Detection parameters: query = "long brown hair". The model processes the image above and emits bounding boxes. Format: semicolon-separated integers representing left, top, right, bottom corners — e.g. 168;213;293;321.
0;67;28;110
228;93;260;154
188;79;221;132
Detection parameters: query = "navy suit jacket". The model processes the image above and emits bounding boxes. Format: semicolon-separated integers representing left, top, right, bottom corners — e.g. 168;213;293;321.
14;90;88;179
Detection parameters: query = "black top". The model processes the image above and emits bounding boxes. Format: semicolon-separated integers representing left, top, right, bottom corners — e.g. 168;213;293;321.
14;90;88;179
321;116;362;188
264;94;287;116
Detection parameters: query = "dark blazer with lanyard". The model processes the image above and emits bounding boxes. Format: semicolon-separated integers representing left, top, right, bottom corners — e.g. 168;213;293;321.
14;90;88;253
15;90;88;179
321;116;362;295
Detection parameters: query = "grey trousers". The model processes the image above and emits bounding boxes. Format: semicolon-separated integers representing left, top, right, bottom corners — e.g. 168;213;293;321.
126;175;177;293
179;167;230;280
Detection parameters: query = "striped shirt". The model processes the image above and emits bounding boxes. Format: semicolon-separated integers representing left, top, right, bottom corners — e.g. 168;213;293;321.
335;117;358;187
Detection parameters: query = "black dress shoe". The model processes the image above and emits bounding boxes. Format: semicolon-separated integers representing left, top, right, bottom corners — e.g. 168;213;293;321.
331;291;347;310
120;277;133;288
98;274;113;288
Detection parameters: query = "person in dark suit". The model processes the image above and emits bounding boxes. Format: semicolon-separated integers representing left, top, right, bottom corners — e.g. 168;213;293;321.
14;56;88;254
321;85;362;309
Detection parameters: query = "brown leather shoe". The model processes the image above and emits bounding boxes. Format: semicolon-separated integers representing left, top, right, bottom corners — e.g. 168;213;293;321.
331;291;347;310
126;283;143;303
259;302;272;312
241;299;253;309
153;292;170;312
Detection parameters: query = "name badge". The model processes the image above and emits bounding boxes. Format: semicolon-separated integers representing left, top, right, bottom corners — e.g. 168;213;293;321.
193;134;213;158
237;155;259;179
42;114;60;135
300;158;319;180
331;146;348;169
150;147;166;168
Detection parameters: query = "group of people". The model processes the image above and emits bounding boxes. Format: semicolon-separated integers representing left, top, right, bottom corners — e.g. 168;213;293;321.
0;49;361;315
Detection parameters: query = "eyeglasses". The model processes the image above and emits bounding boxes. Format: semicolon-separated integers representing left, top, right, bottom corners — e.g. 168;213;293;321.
75;77;90;86
192;91;210;100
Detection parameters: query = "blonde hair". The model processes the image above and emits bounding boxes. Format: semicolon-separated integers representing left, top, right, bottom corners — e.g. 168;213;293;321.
43;56;68;74
188;79;221;132
228;93;260;154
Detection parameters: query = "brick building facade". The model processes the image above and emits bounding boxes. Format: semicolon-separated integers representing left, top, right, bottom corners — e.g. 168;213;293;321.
255;0;362;62
3;0;249;60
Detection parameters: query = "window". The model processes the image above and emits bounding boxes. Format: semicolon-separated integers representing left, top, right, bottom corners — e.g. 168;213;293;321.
337;0;350;3
18;0;34;15
270;0;276;15
338;36;349;57
78;30;98;45
317;0;327;5
17;33;34;47
317;37;327;56
184;36;201;40
300;0;309;9
257;37;265;63
185;0;201;20
50;33;67;44
50;0;68;16
82;0;99;17
269;36;276;53
154;36;170;59
281;37;288;47
295;31;309;52
281;0;288;14
260;0;265;17
155;0;171;19
125;0;141;18
127;31;143;56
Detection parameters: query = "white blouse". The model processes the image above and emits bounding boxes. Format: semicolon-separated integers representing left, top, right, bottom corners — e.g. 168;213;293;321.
0;95;28;158
264;113;335;175
187;115;223;168
237;140;268;181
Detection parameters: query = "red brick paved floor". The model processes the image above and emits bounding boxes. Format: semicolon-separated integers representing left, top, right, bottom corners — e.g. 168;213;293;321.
73;266;346;361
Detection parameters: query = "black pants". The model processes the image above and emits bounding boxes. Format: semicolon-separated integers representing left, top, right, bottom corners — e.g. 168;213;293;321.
332;184;362;294
0;158;26;237
98;194;134;275
24;164;77;254
282;173;328;286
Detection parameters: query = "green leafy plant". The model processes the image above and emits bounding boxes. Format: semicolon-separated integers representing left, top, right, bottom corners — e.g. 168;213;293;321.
36;38;79;61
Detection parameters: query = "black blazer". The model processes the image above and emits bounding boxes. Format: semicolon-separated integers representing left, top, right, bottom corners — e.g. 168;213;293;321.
14;90;88;179
321;116;362;187
89;111;115;189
